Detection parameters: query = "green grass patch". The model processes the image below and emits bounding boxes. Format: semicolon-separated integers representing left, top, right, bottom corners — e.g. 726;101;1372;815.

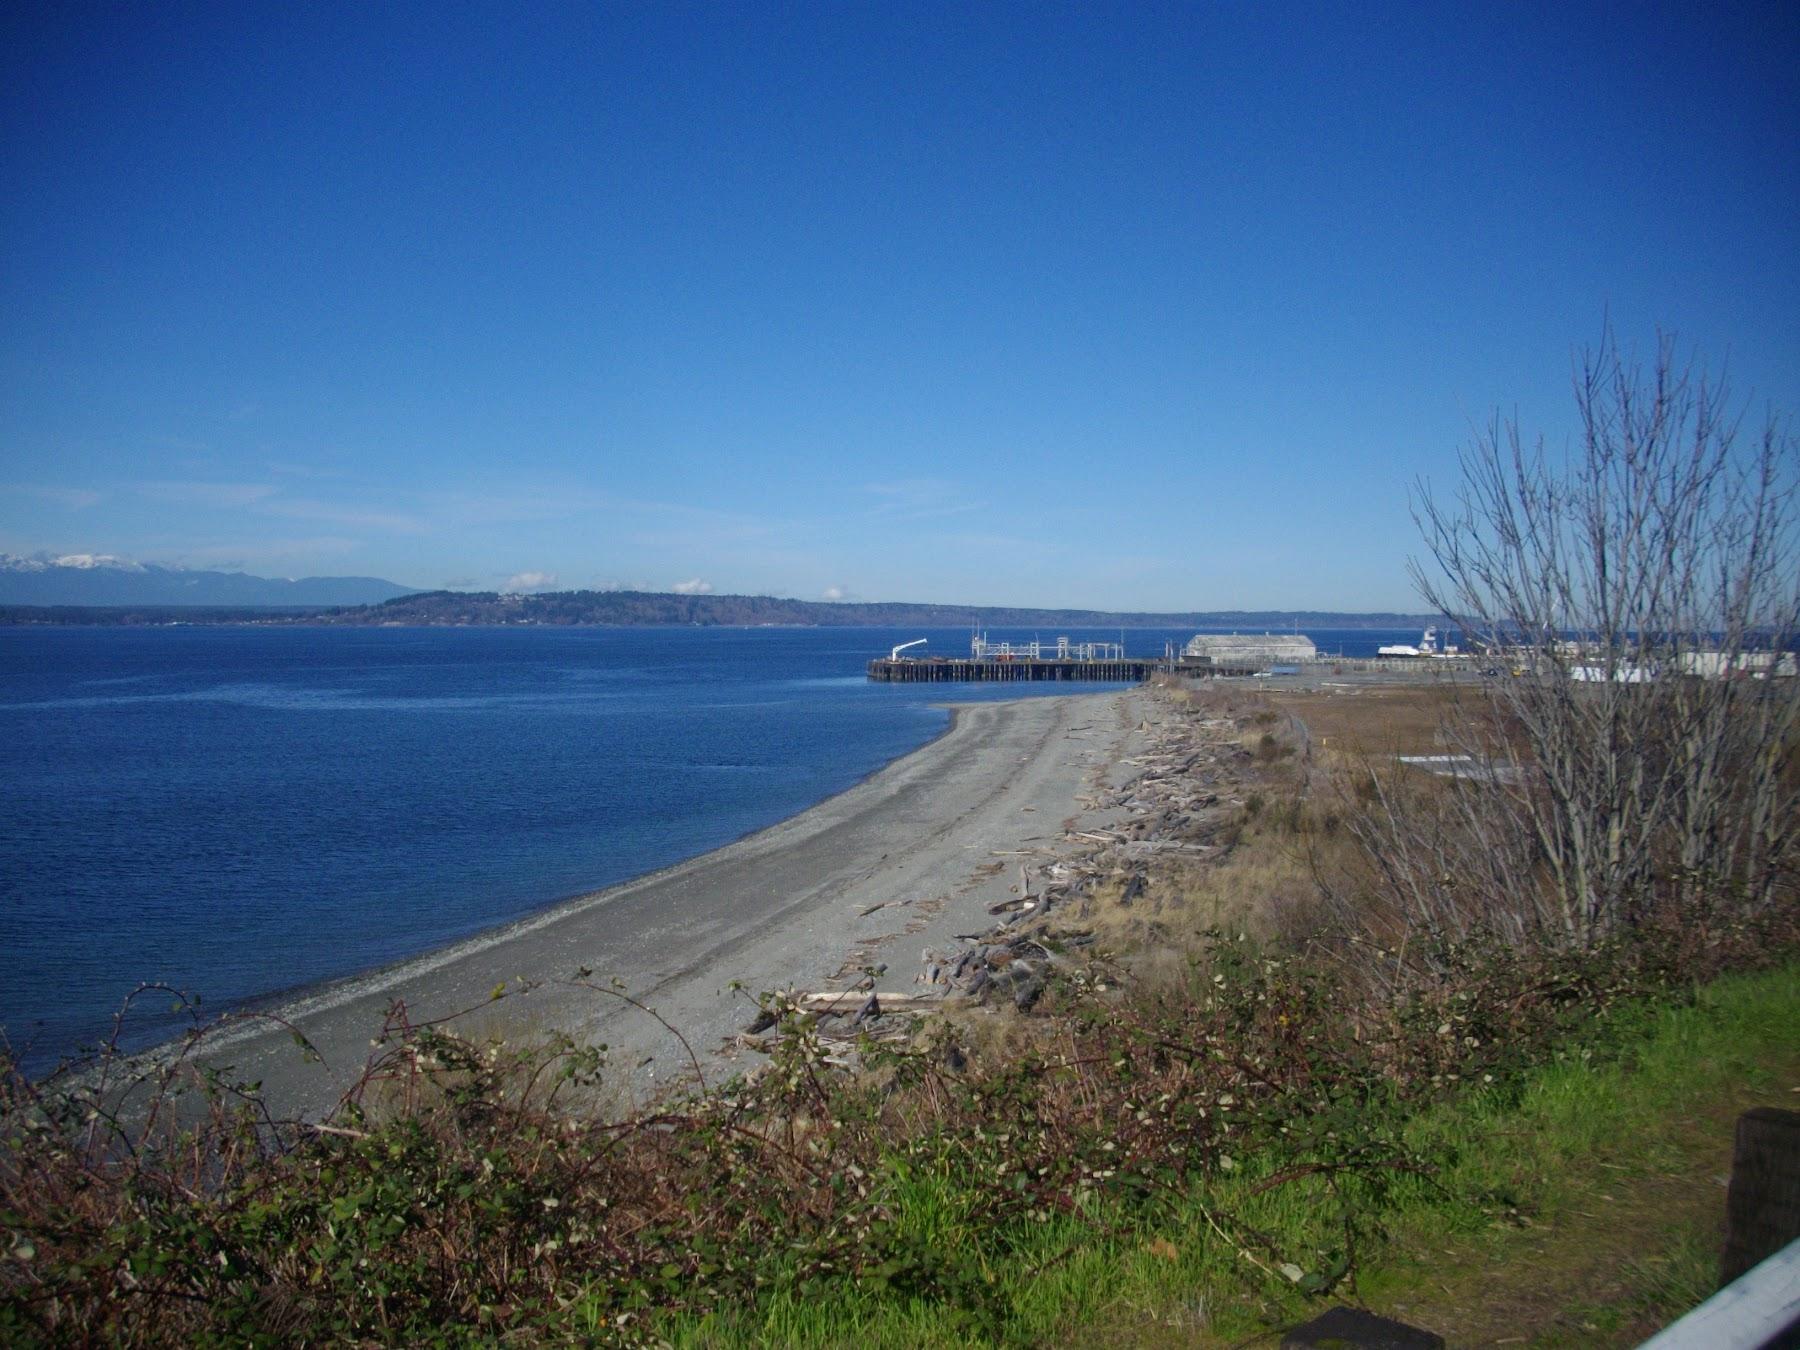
659;962;1799;1347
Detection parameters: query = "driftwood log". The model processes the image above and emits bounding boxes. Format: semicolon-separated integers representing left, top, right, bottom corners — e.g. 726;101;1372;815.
798;991;948;1015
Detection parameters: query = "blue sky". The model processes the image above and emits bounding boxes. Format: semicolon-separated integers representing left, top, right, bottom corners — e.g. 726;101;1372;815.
2;2;1795;610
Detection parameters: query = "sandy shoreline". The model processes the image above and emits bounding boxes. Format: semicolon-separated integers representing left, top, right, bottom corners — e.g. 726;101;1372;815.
180;687;1151;1120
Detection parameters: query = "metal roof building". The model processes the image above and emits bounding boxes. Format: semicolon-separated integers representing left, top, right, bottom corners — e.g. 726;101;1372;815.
1182;633;1318;665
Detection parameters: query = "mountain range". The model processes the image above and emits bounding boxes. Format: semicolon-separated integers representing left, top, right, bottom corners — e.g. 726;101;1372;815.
0;557;1435;627
0;554;417;608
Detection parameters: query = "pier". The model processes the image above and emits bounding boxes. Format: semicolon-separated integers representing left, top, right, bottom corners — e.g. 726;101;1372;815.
866;632;1336;684
868;656;1159;683
870;632;1161;683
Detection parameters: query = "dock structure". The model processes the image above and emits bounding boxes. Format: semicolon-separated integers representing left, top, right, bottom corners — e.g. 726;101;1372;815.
868;655;1158;683
970;633;1126;662
866;633;1294;684
870;631;1157;683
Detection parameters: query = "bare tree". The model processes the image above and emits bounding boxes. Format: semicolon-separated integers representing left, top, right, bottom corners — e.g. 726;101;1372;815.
1331;746;1547;959
1408;328;1798;946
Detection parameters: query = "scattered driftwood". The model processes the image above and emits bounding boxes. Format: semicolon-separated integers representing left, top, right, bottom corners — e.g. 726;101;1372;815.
856;897;913;917
798;991;947;1015
908;686;1266;1016
1118;839;1215;859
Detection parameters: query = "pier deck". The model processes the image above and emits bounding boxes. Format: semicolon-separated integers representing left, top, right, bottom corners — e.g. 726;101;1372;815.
867;657;1158;683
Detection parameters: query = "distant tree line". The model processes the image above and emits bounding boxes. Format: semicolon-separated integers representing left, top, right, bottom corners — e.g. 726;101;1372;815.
0;605;311;626
0;592;1439;630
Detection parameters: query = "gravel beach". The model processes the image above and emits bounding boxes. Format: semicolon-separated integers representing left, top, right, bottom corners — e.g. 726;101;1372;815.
190;688;1152;1120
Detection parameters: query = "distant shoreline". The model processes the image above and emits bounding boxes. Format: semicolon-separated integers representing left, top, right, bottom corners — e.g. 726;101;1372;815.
0;594;1442;629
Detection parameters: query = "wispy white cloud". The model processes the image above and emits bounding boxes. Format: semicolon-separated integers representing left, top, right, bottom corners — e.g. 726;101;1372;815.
671;577;714;595
137;481;277;508
266;460;349;480
4;484;103;509
425;487;612;527
426;485;780;538
259;498;428;533
130;479;427;535
502;570;560;593
864;478;983;521
166;536;363;567
931;527;1062;554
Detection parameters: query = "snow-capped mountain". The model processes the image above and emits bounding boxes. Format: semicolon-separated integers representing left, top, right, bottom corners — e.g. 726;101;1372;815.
3;552;148;573
0;554;417;607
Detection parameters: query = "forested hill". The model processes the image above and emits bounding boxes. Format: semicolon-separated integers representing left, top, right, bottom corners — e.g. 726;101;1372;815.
301;590;1432;629
0;588;1436;628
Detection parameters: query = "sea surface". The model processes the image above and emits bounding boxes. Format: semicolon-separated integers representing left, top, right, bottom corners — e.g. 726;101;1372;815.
0;623;1428;1072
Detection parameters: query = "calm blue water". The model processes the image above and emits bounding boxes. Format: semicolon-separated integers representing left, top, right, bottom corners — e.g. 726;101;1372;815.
0;623;1424;1071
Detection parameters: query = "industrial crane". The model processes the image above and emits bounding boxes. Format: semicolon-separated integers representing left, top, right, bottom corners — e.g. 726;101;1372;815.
890;638;927;660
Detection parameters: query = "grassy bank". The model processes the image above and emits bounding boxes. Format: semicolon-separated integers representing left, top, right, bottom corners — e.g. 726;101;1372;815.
1365;962;1798;1345
667;961;1798;1347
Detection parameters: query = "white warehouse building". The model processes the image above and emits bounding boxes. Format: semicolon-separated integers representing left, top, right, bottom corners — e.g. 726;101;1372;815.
1181;633;1318;665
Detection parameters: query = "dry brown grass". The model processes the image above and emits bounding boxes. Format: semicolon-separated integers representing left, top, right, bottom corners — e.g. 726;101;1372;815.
1135;685;1493;959
1269;684;1465;757
1057;768;1363;987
